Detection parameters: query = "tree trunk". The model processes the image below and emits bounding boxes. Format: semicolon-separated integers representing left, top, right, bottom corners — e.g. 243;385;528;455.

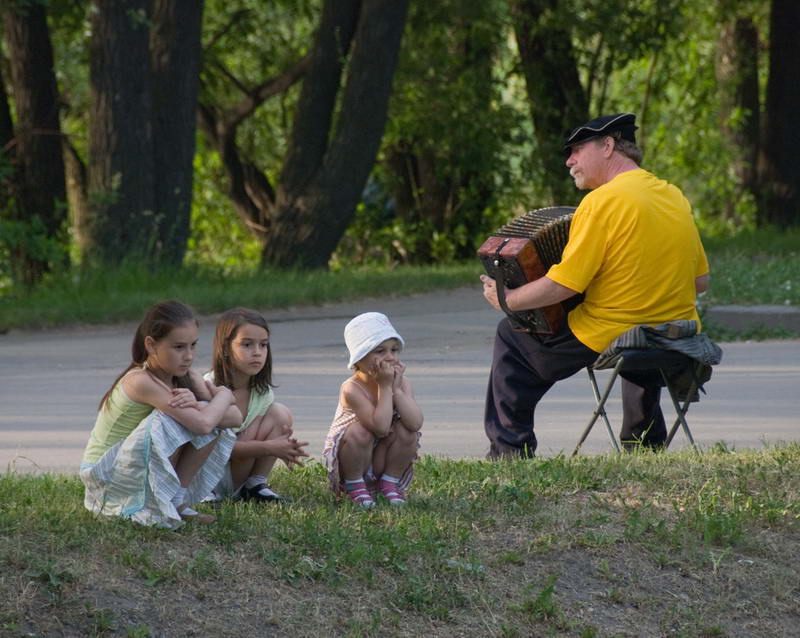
2;2;68;285
716;16;760;223
196;52;311;247
264;0;411;268
758;0;800;228
87;0;155;265
149;0;204;265
63;138;90;258
0;58;12;152
512;0;588;206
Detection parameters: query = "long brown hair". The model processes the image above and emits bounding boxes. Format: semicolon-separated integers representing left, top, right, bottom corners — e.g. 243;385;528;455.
211;308;273;394
99;301;198;410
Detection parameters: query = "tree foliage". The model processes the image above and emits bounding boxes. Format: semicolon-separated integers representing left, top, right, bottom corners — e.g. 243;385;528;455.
0;0;798;288
335;0;521;266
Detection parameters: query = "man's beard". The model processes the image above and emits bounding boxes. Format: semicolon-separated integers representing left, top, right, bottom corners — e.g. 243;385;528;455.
570;169;588;190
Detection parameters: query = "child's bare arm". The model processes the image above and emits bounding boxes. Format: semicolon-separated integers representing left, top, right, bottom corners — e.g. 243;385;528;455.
343;372;394;437
392;365;423;432
123;371;240;435
188;370;212;400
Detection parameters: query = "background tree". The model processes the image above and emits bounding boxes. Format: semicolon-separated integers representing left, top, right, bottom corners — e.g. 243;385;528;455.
199;0;410;269
715;4;760;225
336;0;519;265
1;0;798;287
757;0;800;228
512;0;588;205
86;0;154;264
85;0;204;266
149;0;205;264
1;0;67;285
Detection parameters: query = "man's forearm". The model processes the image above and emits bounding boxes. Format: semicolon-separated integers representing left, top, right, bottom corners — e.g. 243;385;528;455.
506;276;578;311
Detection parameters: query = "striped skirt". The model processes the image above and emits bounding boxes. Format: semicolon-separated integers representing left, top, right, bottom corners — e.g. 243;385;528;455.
80;411;235;529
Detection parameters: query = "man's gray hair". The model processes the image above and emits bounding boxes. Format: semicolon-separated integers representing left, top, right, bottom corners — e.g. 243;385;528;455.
611;133;643;164
593;133;643;164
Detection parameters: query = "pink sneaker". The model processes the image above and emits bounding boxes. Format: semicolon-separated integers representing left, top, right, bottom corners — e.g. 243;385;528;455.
379;479;406;505
345;480;376;509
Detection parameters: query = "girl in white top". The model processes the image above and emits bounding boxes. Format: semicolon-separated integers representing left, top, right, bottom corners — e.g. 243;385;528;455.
80;301;241;528
323;312;423;508
206;308;309;503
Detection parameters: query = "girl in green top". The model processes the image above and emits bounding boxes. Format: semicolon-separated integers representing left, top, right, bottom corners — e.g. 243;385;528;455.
80;301;241;528
206;308;309;503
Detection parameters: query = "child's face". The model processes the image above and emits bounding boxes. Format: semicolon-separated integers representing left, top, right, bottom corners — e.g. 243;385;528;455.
147;321;198;377
229;323;270;377
357;338;401;374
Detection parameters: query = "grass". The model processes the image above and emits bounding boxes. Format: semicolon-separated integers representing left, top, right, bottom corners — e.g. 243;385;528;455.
0;227;798;335
0;262;480;332
2;446;800;637
701;228;800;307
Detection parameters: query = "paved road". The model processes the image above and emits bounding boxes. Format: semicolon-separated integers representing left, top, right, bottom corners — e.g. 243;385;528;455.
1;287;798;474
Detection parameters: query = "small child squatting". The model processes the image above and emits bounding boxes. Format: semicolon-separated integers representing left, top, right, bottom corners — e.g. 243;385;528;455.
323;312;423;508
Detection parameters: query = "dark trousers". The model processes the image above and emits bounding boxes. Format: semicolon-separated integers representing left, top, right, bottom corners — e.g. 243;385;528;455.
484;318;666;458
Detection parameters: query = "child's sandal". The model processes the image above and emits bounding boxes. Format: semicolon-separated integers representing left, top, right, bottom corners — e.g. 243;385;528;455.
379;479;406;505
345;480;376;509
178;505;216;525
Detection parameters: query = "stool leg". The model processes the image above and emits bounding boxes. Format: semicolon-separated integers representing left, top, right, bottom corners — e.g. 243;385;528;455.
661;369;699;452
573;360;623;456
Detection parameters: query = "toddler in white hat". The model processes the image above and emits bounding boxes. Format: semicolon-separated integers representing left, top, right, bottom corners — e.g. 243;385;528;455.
322;312;423;508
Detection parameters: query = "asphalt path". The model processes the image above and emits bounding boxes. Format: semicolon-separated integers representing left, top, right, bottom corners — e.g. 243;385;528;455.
1;287;798;474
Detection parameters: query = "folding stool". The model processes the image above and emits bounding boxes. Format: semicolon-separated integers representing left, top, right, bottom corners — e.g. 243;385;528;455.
572;348;703;456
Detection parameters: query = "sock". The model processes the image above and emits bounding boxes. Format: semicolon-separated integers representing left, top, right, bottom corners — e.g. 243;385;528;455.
344;478;365;490
381;474;400;484
171;486;188;508
246;475;267;489
246;475;279;497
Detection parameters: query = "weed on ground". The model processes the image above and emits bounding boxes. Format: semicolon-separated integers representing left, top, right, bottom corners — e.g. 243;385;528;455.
1;447;799;637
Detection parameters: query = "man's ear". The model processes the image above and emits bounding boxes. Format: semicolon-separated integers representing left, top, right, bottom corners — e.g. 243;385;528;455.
603;136;615;157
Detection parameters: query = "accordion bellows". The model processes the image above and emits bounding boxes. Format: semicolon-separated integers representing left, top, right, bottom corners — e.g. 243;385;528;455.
478;206;576;334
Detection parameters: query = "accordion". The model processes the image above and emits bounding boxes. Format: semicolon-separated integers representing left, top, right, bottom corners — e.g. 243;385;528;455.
478;206;576;334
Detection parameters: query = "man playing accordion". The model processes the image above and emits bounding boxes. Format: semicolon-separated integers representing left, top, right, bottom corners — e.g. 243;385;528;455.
480;112;709;458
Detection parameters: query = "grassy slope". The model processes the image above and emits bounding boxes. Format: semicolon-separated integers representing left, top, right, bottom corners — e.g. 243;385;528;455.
1;227;799;333
2;447;799;637
0;263;480;332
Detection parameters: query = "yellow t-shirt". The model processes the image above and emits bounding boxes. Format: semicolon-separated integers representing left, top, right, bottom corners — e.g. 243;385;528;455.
547;169;709;352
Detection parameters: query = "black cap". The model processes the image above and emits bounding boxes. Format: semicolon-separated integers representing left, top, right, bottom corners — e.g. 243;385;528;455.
563;113;637;150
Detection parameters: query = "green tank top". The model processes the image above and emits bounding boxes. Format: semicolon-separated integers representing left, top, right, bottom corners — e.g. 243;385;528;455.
81;374;154;465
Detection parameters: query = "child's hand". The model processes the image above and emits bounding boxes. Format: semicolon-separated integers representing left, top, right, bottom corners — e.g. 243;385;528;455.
269;434;310;469
391;360;406;392
374;360;395;388
205;380;235;404
168;387;198;409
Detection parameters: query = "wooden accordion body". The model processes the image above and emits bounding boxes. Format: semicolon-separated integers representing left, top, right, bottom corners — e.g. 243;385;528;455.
478;206;576;334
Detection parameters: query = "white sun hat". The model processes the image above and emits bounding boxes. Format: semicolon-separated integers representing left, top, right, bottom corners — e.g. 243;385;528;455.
344;312;404;369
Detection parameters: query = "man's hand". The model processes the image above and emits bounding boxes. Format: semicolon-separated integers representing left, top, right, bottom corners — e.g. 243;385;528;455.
481;274;502;311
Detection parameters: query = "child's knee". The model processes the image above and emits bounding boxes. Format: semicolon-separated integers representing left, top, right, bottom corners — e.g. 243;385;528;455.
262;402;293;437
267;402;293;427
392;424;417;446
341;423;375;450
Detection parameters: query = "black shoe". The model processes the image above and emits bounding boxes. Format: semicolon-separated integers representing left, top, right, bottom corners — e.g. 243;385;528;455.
239;483;291;504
